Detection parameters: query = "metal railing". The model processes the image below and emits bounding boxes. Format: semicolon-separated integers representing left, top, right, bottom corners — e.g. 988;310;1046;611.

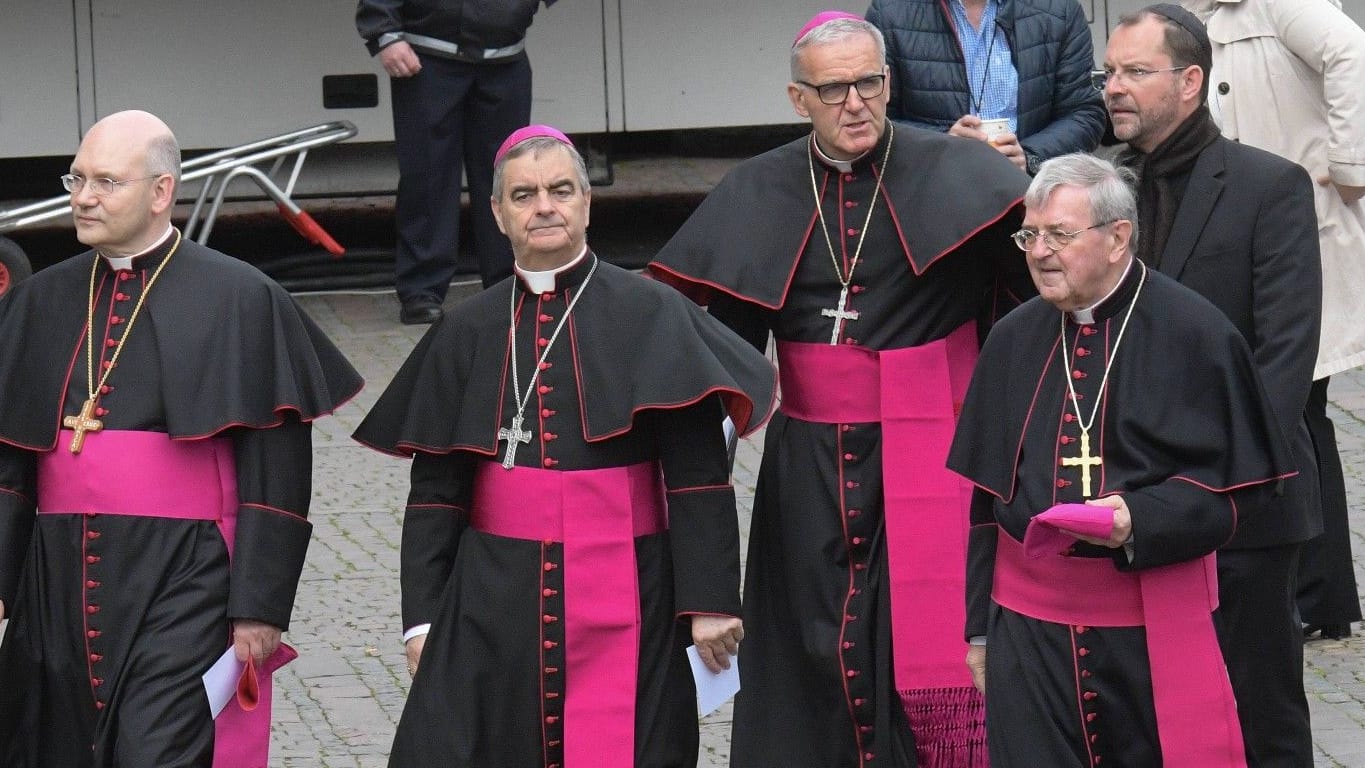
0;120;357;255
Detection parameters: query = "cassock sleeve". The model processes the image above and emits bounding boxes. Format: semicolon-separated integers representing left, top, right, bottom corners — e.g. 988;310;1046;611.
657;396;742;619
1115;479;1269;571
705;293;773;356
401;451;476;632
227;415;314;630
964;487;998;641
0;443;36;610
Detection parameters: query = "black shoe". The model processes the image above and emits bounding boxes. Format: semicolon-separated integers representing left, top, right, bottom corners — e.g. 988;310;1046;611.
1304;622;1353;640
400;298;443;325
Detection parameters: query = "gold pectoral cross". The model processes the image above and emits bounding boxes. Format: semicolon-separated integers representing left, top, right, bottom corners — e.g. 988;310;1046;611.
497;414;533;470
1060;429;1103;498
63;397;104;454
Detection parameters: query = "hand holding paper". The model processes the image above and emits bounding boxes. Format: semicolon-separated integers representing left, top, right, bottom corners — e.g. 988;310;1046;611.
687;645;740;717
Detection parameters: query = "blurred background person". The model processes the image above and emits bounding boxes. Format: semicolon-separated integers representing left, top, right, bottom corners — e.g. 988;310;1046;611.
1184;0;1365;644
867;0;1105;173
356;0;558;324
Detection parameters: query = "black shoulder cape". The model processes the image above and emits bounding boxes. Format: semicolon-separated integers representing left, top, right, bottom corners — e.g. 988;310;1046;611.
947;265;1294;500
0;239;363;449
649;122;1027;307
352;257;777;456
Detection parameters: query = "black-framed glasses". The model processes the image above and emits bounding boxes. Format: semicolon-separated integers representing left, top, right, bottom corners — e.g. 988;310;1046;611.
1011;221;1115;252
1090;66;1190;92
797;74;887;105
61;173;161;196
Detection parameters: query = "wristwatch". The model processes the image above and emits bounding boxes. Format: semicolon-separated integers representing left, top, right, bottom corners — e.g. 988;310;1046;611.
1025;151;1042;176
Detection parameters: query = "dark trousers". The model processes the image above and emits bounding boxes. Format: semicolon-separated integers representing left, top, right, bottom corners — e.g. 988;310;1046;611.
1217;545;1313;768
390;53;531;300
1298;376;1362;626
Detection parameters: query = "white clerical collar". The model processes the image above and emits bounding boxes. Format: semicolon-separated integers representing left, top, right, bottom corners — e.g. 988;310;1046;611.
811;138;869;174
1069;258;1134;325
102;225;175;271
514;246;588;294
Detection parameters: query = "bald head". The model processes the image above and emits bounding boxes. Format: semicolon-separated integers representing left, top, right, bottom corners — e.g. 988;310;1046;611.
69;110;181;256
85;110;182;184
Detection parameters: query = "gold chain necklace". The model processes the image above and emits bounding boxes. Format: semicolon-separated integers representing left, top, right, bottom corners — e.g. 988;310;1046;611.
64;230;183;454
807;123;894;345
497;255;599;470
1057;261;1146;497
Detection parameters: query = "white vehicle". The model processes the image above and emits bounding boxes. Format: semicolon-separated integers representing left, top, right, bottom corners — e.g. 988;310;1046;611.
1;0;1360;291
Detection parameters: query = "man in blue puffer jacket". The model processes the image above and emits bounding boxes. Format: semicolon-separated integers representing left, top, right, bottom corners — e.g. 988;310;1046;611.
867;0;1104;174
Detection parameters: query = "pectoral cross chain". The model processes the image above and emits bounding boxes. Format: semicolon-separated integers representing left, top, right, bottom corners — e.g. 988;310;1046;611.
821;285;861;345
63;397;104;454
497;414;533;470
1060;429;1103;498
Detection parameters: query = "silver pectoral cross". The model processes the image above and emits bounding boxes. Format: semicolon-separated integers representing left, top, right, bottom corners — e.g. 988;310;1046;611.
820;285;861;345
497;414;533;470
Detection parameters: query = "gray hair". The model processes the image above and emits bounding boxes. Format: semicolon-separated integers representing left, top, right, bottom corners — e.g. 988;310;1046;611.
1025;153;1140;254
144;132;182;185
791;18;886;82
491;137;590;200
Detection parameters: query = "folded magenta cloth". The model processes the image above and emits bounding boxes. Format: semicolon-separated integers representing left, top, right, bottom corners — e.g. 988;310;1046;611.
1022;503;1114;558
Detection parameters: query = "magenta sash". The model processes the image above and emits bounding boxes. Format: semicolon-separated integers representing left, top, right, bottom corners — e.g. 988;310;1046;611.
471;461;667;768
38;429;291;768
777;323;983;765
994;531;1246;766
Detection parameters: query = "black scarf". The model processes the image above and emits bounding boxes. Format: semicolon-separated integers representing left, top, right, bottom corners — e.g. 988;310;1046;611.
1119;107;1221;268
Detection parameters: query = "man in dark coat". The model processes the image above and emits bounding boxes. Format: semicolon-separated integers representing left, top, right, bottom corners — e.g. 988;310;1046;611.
867;0;1105;173
353;125;776;768
949;151;1293;768
1102;5;1323;765
356;0;558;323
0;110;363;767
650;11;1027;767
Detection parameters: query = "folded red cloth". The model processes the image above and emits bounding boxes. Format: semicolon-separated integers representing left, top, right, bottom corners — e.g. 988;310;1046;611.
1022;503;1114;558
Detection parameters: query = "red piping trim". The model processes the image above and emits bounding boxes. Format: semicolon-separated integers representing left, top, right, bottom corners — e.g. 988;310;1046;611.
0;487;31;503
406;503;464;513
239;502;307;523
1071;627;1097;766
667;484;733;494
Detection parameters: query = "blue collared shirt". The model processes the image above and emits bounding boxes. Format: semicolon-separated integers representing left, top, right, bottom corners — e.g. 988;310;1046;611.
947;0;1018;131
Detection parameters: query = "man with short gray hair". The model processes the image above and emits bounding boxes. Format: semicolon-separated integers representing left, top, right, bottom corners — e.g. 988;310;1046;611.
355;125;775;768
652;10;1028;767
950;152;1292;766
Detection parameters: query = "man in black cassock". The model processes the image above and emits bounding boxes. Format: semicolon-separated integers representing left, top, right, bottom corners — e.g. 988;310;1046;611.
948;152;1292;766
0;111;362;767
352;125;776;768
649;11;1027;768
1102;6;1323;764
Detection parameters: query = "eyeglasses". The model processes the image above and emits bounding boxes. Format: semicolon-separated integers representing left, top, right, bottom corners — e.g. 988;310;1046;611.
1090;66;1189;91
61;173;161;196
797;74;887;105
1011;221;1115;252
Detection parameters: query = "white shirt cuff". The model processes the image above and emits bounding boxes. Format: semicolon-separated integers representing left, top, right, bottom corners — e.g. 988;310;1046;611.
402;623;431;643
969;635;987;646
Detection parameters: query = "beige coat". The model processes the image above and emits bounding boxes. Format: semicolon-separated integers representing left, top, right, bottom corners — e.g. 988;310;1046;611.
1191;0;1365;378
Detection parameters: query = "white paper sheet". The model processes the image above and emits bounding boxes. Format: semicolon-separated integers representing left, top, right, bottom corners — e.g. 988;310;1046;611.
202;647;244;719
687;645;740;717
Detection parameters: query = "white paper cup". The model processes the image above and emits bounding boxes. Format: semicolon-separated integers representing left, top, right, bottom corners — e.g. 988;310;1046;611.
979;118;1010;143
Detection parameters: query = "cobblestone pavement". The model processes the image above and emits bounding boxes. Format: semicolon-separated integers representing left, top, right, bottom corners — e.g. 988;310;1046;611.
275;288;1365;767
